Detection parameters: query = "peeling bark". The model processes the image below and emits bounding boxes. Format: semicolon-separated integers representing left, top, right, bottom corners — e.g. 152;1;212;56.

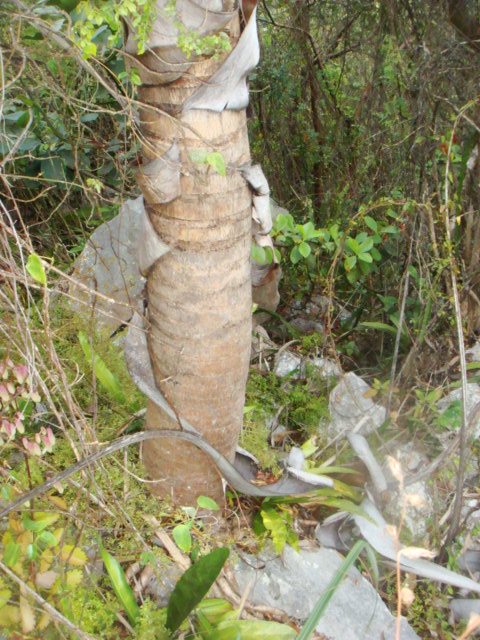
130;1;267;504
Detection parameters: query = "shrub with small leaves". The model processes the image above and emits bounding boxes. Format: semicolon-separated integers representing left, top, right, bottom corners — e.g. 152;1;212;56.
0;358;54;455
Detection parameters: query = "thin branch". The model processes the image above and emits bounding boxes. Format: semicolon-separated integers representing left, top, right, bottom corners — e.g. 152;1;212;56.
0;560;97;640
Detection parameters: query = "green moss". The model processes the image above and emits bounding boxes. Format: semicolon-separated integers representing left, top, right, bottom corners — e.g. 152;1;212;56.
242;367;331;471
51;302;145;435
69;585;121;638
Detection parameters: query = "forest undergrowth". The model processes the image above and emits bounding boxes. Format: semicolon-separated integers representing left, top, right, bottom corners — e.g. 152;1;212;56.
1;1;480;638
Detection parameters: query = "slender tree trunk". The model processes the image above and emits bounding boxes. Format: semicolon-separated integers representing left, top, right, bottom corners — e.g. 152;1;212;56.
126;2;260;504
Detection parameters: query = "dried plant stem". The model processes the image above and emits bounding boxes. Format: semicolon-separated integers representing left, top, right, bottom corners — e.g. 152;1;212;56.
442;106;472;553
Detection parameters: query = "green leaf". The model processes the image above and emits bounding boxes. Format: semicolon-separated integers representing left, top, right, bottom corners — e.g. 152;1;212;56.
47;0;81;10
166;547;229;632
23;512;59;532
26;254;47;286
290;246;302;265
197;496;220;511
297;541;366;640
299;221;315;240
78;331;125;403
298;242;311;258
260;505;287;554
26;544;37;560
357;238;373;253
205;619;296;639
346;237;360;254
344;254;357;271
360;321;397;336
364;216;377;233
173;524;192;553
371;247;382;261
41;156;66;182
4;542;20;568
357;252;373;263
38;531;58;548
251;243;266;264
99;542;139;625
206;152;226;177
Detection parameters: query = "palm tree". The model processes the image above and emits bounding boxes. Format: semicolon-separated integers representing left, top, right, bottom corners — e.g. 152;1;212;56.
127;0;272;504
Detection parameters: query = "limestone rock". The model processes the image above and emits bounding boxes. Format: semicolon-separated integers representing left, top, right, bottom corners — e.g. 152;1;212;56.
328;372;386;436
234;544;419;640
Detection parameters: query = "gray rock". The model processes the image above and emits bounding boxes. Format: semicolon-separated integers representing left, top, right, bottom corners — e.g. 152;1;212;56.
274;351;303;378
67;196;145;329
436;383;480;437
290;316;324;334
328;372;386;436
234;544;419;640
310;357;341;379
466;340;480;362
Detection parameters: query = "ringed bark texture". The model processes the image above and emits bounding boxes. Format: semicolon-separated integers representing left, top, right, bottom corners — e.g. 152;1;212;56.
134;5;254;504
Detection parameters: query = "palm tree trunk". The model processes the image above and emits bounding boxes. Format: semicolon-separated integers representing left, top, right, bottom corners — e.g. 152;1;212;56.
127;1;260;504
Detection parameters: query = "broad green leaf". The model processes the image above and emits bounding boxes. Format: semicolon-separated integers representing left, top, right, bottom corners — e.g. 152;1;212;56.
206;152;226;177
275;213;294;232
166;547;229;632
197;496;220;511
26;254;46;286
346;237;360;254
99;542;139;625
47;0;81;10
467;361;480;370
290;245;302;265
78;331;125;403
299;221;315;240
3;542;20;568
260;506;287;554
298;242;311;258
23;512;59;532
364;216;377;232
41;156;66;182
38;531;57;547
251;243;266;264
357;252;373;263
173;524;192;553
196;598;233;625
297;541;366;640
205;619;296;639
344;254;357;271
357;238;373;253
371;247;382;261
26;544;37;560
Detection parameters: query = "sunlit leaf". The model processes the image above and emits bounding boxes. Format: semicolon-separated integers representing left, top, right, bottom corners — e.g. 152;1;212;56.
197;496;220;511
26;254;46;286
3;542;20;568
60;545;87;567
173;524;192;553
23;512;59;532
78;331;125;403
260;505;287;554
99;542;139;625
206;152;226;177
205;619;296;639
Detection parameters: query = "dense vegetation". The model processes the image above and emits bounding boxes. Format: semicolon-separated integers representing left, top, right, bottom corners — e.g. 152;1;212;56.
1;0;480;638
